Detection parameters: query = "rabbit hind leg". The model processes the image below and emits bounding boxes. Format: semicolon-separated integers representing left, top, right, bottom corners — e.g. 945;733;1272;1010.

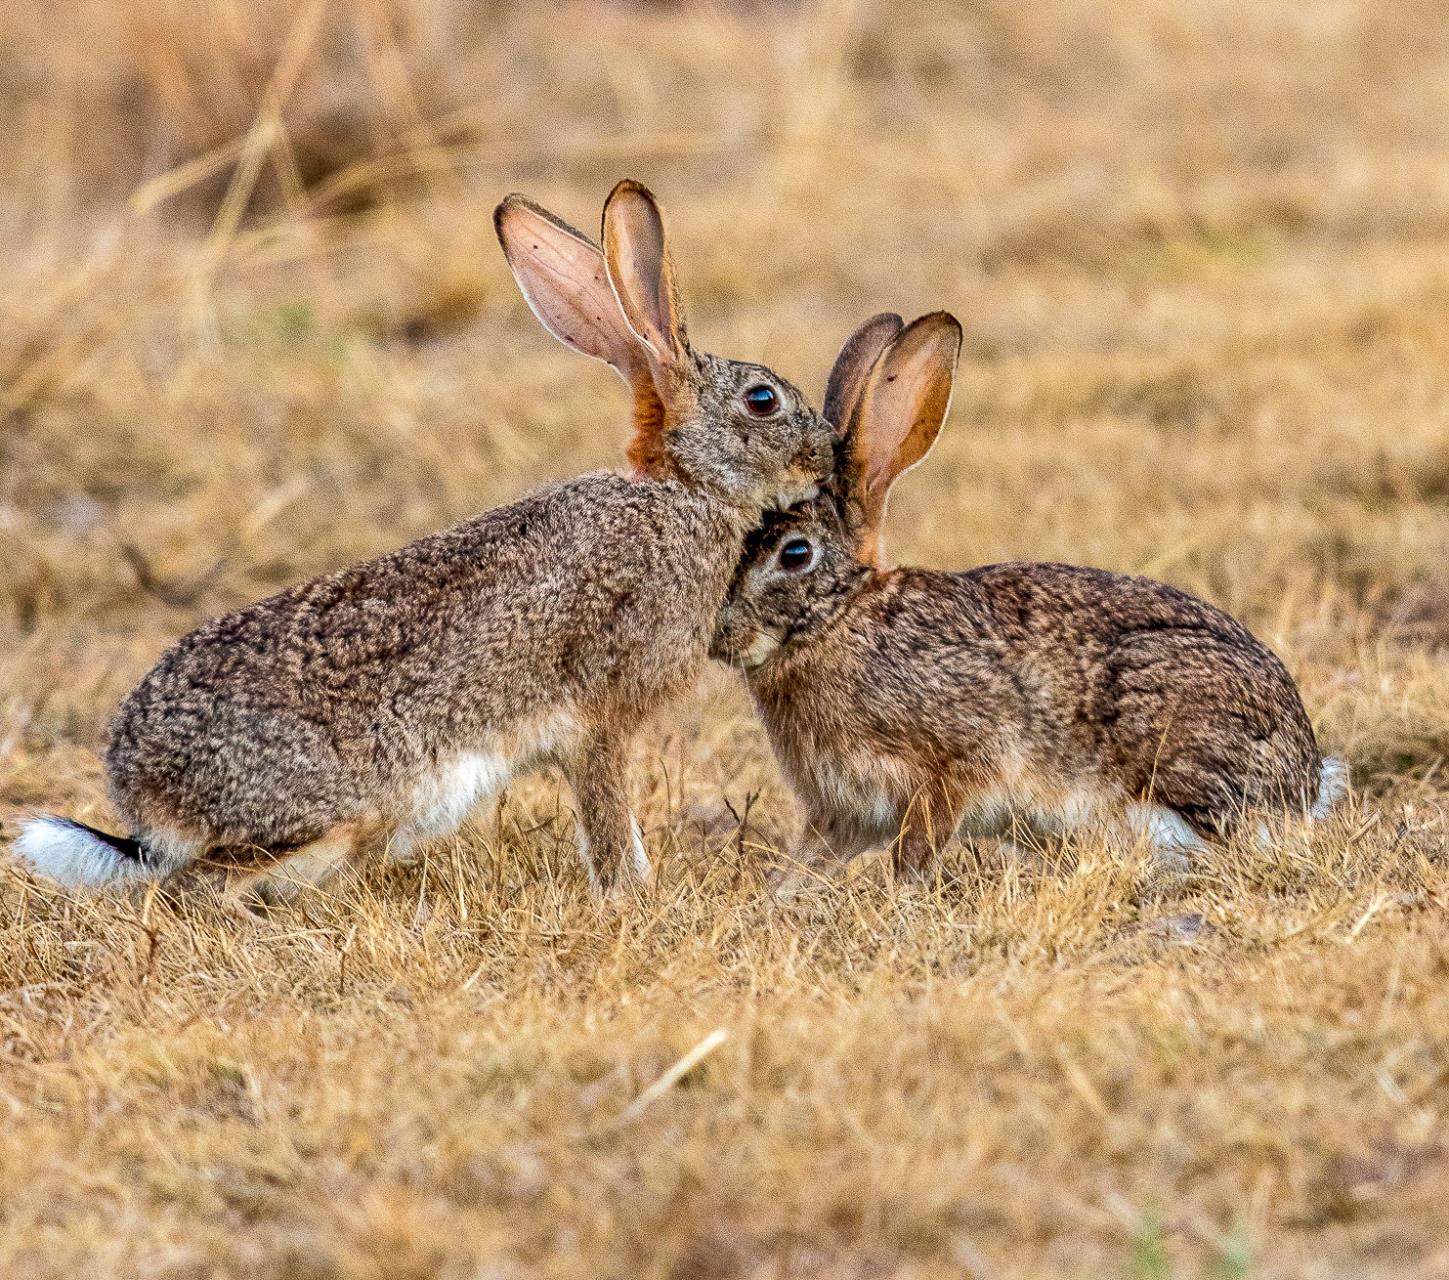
248;821;381;906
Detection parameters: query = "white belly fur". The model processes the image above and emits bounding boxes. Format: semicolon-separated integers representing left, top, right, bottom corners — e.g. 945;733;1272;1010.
390;706;583;858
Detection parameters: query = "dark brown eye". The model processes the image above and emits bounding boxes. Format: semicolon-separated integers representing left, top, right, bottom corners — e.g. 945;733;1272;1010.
744;384;779;416
777;537;814;572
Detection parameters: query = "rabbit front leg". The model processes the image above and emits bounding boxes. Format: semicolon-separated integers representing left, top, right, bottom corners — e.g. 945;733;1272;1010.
565;729;650;896
769;810;874;900
892;781;964;885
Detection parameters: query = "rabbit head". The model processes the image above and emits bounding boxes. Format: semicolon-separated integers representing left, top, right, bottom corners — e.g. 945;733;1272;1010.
711;311;963;669
495;180;834;512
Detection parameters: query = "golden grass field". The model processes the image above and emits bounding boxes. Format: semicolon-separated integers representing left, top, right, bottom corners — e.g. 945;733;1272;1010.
3;0;1449;1274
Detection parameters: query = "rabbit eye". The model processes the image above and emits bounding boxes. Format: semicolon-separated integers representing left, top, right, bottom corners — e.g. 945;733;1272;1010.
777;538;814;573
744;384;779;416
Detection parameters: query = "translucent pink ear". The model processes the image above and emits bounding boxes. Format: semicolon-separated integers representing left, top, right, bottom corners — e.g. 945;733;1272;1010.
601;179;690;370
846;312;963;566
599;179;696;474
823;312;904;433
494;191;666;473
495;194;646;379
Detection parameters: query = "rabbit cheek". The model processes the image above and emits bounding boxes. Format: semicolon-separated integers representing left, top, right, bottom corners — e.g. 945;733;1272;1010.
711;609;783;669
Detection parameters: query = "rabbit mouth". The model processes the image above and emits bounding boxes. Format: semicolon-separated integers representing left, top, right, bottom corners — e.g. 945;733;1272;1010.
731;630;782;670
769;482;819;512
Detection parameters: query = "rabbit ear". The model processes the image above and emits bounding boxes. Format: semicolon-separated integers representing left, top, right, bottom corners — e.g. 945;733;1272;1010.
494;192;667;473
602;180;691;373
823;313;904;434
494;194;650;380
846;312;963;565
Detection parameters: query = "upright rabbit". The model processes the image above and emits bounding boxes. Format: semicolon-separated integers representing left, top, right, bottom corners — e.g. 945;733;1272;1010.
15;181;836;902
712;311;1346;890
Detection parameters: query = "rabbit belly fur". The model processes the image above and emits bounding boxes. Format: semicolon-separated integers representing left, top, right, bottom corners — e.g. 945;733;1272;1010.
390;704;584;858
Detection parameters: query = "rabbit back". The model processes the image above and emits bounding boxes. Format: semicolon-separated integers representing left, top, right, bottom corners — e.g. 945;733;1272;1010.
964;562;1321;831
108;471;744;851
751;560;1325;850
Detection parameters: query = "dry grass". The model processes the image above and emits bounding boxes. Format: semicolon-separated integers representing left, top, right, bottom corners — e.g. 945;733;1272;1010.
3;0;1449;1275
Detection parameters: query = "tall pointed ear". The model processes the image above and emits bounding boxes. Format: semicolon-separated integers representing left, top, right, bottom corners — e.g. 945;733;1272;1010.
823;313;903;434
495;192;667;474
601;180;690;373
846;311;963;565
494;194;651;382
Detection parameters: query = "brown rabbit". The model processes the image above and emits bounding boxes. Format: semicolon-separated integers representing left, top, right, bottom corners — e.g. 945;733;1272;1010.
14;181;835;902
711;312;1347;891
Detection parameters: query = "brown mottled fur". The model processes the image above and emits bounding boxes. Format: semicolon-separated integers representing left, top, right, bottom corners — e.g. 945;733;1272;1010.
712;314;1338;889
16;183;836;902
111;474;748;850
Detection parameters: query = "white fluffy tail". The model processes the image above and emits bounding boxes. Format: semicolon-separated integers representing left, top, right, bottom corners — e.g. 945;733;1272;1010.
12;816;157;888
1311;756;1349;820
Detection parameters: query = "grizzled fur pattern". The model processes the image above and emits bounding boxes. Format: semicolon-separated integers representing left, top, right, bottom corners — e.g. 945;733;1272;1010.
712;312;1342;889
14;181;836;901
111;473;748;851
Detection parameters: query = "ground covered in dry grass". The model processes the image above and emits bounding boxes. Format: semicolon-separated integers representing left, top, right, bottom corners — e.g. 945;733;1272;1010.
3;1;1449;1276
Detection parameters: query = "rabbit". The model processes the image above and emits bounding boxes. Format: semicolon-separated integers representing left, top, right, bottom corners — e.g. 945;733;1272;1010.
13;180;836;904
711;311;1348;892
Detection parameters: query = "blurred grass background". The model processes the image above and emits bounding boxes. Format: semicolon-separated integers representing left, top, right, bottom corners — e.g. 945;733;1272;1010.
2;1;1449;1276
